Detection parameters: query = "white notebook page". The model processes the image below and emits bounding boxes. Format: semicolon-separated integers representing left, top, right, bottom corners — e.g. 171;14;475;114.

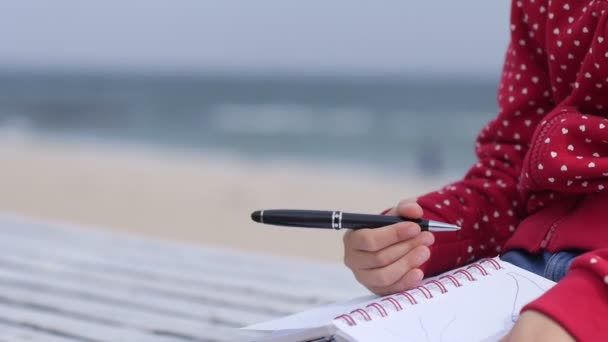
246;258;556;341
336;260;556;342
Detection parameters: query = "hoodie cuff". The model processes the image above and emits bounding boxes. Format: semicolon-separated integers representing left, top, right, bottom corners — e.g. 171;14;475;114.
522;268;608;342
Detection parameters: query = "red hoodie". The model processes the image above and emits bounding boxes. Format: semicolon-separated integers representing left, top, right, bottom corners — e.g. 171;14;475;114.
415;1;608;340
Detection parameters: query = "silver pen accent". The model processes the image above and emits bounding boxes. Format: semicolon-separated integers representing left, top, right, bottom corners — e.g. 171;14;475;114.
425;220;460;232
331;211;339;229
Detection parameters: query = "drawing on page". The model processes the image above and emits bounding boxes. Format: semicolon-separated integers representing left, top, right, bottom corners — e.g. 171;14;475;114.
505;272;549;322
439;315;456;342
433;271;551;342
419;317;431;342
380;310;455;341
436;309;511;342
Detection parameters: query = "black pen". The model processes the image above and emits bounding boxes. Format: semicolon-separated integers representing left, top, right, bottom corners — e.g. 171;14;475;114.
251;209;460;232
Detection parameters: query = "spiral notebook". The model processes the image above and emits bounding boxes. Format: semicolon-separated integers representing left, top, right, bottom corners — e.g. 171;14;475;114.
244;257;556;342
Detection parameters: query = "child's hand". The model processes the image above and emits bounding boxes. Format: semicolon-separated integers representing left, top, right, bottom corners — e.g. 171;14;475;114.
343;199;434;295
500;311;575;342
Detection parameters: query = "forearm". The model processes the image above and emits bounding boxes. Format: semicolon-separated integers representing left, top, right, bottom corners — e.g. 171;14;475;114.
522;249;608;341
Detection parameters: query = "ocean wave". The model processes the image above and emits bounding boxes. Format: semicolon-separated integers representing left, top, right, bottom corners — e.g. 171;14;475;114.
210;103;375;137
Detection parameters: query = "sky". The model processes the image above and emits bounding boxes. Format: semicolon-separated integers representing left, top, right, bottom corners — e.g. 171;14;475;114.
0;1;511;77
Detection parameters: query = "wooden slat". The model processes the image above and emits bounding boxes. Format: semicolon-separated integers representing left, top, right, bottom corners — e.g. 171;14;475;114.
0;301;192;342
0;222;365;306
0;256;272;327
0;282;237;341
0;215;368;341
0;320;78;342
0;244;318;316
0;219;357;296
0;215;361;289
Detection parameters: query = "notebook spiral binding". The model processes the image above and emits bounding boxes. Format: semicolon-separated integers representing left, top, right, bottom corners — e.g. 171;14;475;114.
334;258;503;326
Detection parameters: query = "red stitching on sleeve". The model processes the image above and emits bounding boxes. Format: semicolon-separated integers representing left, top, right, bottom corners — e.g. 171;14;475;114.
439;275;462;287
454;269;475;281
467;263;489;276
424;279;448;293
350;308;371;321
381;297;403;311
366;302;388;317
335;314;357;326
396;291;418;305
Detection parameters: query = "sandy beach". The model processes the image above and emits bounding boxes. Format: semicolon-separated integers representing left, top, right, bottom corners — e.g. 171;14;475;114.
0;132;446;263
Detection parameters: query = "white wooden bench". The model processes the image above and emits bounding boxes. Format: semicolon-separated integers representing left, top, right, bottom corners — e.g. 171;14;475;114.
0;215;367;341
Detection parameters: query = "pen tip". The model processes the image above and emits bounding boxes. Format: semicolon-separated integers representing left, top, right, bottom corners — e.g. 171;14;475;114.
251;211;261;223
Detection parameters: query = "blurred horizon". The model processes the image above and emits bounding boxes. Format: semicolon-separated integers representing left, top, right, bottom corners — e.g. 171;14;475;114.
0;68;498;178
0;64;503;83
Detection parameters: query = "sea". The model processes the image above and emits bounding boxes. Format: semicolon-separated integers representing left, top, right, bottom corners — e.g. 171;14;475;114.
0;71;499;178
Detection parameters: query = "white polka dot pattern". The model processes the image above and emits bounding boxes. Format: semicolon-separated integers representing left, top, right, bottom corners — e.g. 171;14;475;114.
413;2;608;320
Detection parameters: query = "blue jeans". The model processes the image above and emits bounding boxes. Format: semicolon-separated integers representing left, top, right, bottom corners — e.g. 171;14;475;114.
501;249;582;282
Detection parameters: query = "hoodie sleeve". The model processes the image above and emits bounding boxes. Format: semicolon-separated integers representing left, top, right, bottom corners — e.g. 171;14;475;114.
415;0;555;275
518;1;608;340
522;249;608;341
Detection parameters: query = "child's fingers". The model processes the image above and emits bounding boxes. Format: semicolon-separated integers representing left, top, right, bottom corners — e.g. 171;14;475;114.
382;200;423;218
396;201;424;219
383;207;398;216
381;198;417;216
368;268;424;296
343;222;420;252
345;231;434;270
354;245;430;289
